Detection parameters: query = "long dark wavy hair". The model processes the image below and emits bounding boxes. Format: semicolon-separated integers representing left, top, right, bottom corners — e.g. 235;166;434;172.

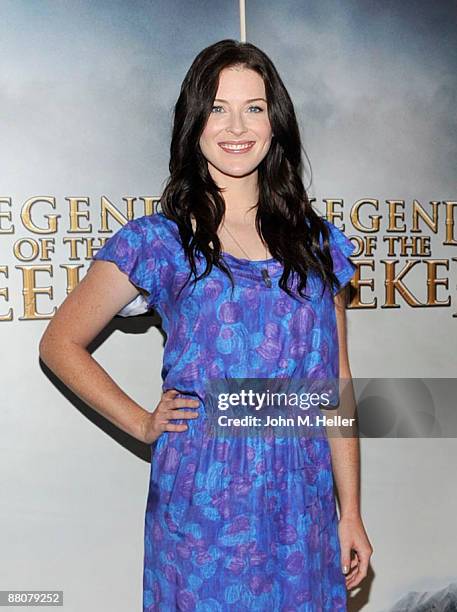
157;38;342;301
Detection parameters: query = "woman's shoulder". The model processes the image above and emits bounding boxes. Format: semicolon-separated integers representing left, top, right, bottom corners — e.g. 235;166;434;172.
318;217;354;258
129;211;177;234
128;212;181;248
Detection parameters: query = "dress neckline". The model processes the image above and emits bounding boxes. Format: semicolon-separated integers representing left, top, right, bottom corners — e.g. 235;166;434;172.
156;212;279;267
221;250;276;265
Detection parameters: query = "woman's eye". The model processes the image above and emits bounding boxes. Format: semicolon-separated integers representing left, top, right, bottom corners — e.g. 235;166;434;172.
210;105;265;113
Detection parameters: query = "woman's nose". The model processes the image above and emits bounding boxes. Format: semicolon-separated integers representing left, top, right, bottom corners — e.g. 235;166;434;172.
226;112;248;134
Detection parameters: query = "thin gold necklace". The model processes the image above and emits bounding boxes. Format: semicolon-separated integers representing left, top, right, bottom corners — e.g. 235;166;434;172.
221;223;272;288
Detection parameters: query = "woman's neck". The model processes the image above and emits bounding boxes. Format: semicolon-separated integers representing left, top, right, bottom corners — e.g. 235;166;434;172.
209;165;259;223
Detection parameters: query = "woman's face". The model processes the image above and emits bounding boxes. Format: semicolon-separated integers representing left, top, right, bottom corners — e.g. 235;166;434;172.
199;66;273;182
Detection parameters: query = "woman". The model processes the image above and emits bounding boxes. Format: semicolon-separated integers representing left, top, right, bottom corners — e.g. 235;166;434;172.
39;39;372;611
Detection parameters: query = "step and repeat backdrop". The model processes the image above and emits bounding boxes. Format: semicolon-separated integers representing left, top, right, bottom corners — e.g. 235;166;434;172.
1;1;456;611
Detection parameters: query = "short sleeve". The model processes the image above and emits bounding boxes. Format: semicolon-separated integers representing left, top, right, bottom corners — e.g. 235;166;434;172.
322;219;357;295
91;217;158;314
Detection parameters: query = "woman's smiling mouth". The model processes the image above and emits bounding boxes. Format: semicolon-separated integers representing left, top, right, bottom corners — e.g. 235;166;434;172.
218;141;255;154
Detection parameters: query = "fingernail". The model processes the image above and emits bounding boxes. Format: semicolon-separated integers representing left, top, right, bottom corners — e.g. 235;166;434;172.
342;565;349;574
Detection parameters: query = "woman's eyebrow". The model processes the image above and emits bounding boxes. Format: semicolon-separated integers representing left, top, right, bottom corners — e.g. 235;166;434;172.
213;97;267;103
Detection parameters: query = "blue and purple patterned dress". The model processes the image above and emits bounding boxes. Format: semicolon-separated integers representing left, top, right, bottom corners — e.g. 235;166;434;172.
92;211;356;611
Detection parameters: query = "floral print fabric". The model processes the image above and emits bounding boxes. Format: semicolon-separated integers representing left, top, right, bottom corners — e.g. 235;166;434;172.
92;212;356;611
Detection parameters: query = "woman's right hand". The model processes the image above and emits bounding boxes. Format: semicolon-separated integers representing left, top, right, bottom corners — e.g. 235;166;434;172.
141;389;200;444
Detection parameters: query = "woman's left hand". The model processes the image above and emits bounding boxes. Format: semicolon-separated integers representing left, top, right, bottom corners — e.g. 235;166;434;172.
338;514;373;590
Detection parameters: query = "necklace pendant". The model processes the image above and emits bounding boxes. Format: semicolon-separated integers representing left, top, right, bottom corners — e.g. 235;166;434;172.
261;268;272;288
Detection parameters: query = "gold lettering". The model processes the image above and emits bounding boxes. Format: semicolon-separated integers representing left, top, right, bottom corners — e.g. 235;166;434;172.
386;200;406;232
425;260;450;306
13;238;40;261
63;237;85;259
21;197;59;233
364;236;377;257
351;199;380;232
444;201;457;245
383;235;431;257
67;197;91;232
0;265;13;321
62;264;85;295
0;197;14;233
382;259;422;307
452;258;457;318
100;196;131;231
323;199;344;226
17;265;56;320
139;197;160;216
348;260;376;309
411;200;439;233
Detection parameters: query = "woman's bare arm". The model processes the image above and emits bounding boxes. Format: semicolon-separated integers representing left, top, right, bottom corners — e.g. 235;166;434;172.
327;286;373;588
38;260;153;442
327;287;360;518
